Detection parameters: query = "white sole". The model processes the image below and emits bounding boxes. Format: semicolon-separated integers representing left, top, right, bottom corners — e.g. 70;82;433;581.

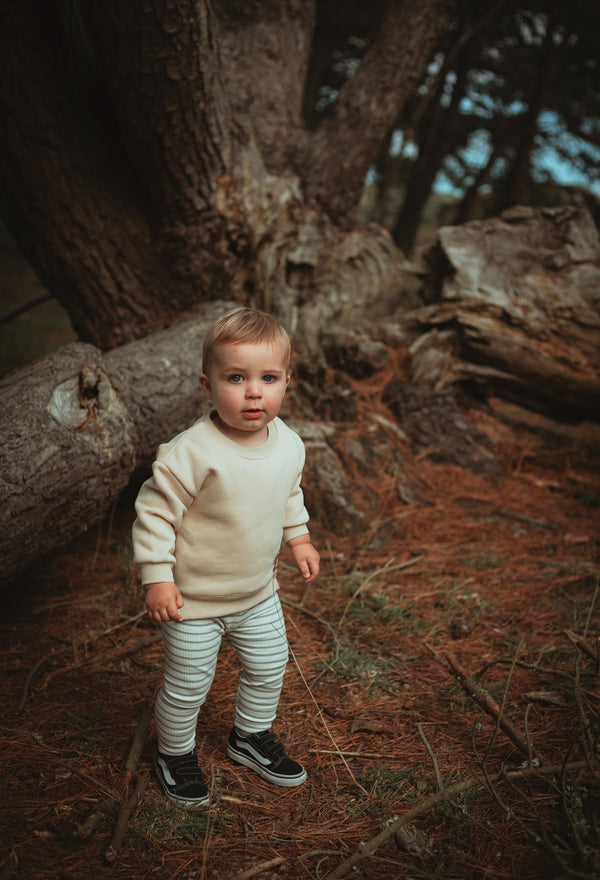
227;745;307;787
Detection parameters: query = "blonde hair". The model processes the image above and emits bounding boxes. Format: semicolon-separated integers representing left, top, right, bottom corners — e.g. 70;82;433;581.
202;307;292;374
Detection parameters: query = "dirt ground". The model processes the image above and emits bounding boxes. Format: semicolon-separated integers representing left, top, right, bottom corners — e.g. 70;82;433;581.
1;390;599;880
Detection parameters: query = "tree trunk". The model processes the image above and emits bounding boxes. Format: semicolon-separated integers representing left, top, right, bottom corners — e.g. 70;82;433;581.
392;55;468;253
0;293;373;589
495;9;561;211
408;305;600;422
0;0;453;350
0;0;223;348
298;0;457;223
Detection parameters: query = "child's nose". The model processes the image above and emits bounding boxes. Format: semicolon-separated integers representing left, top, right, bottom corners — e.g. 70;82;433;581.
246;380;261;397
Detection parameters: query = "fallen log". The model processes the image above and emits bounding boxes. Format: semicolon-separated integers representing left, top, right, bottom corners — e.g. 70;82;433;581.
406;302;600;422
404;205;600;423
0;301;230;590
0;298;363;590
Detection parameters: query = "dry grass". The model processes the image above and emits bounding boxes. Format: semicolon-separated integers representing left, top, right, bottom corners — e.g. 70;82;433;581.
1;390;599;880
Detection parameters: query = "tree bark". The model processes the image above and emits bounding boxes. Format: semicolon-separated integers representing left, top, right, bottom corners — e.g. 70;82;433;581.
0;301;230;591
0;0;204;348
0;0;452;350
404;206;600;422
298;0;457;223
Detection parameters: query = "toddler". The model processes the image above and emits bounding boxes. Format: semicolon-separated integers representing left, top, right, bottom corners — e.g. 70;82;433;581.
132;307;320;807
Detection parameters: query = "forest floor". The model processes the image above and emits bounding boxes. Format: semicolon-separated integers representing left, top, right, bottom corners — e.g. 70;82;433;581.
1;371;599;880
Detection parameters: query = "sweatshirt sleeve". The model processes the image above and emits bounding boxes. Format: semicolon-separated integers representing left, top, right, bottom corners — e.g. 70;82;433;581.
132;444;198;586
282;436;310;543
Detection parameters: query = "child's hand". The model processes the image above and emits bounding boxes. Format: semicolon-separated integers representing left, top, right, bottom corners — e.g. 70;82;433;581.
145;581;184;622
288;536;320;584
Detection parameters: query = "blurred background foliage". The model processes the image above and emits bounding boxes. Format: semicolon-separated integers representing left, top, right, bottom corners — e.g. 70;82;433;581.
308;0;599;251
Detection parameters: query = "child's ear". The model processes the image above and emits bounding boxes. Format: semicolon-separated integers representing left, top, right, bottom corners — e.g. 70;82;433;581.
199;374;212;398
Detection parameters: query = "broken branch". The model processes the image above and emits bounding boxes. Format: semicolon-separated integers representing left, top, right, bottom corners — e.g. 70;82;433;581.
444;651;542;762
226;856;286;880
322;760;594;880
119;703;152;792
105;772;148;863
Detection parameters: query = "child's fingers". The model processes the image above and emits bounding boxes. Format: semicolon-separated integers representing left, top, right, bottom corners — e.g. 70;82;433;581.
167;598;183;620
300;558;319;583
146;602;182;622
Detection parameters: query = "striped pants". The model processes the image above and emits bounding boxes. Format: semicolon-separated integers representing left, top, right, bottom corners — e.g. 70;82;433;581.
155;593;289;755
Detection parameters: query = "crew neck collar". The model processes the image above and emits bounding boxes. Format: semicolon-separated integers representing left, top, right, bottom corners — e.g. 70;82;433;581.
206;411;278;457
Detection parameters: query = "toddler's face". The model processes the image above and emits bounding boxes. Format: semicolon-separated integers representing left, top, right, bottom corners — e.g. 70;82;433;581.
199;341;290;446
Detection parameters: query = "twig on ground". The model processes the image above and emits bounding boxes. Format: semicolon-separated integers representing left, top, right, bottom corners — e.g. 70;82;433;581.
417;722;444;791
105;772;148;862
286;636;369;797
559;628;599;668
93;632;162;668
321;760;595;880
309;749;390;759
225;856;286;880
119;703;152;792
444;651;542;763
481;637;526;765
281;597;335;635
16;613;153;712
582;574;599;640
573;653;597;772
16;651;62;713
325;539;338;578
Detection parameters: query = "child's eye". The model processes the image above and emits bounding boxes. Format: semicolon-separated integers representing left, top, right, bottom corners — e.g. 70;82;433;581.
228;374;244;383
263;374;276;383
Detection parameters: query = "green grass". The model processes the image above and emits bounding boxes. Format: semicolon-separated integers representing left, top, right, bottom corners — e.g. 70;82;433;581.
321;636;400;693
128;800;219;849
346;589;416;625
543;576;599;630
458;551;505;571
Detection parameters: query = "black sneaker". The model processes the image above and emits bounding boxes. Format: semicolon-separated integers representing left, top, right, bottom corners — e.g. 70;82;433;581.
154;751;210;808
226;729;307;787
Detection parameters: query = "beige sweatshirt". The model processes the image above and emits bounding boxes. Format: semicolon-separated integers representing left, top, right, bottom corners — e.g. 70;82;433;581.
132;413;310;619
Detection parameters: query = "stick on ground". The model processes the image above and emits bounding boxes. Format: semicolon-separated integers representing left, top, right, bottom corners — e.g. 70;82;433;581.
119;703;152;792
444;651;542;762
226;856;286;880
105;773;148;863
322;760;594;880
